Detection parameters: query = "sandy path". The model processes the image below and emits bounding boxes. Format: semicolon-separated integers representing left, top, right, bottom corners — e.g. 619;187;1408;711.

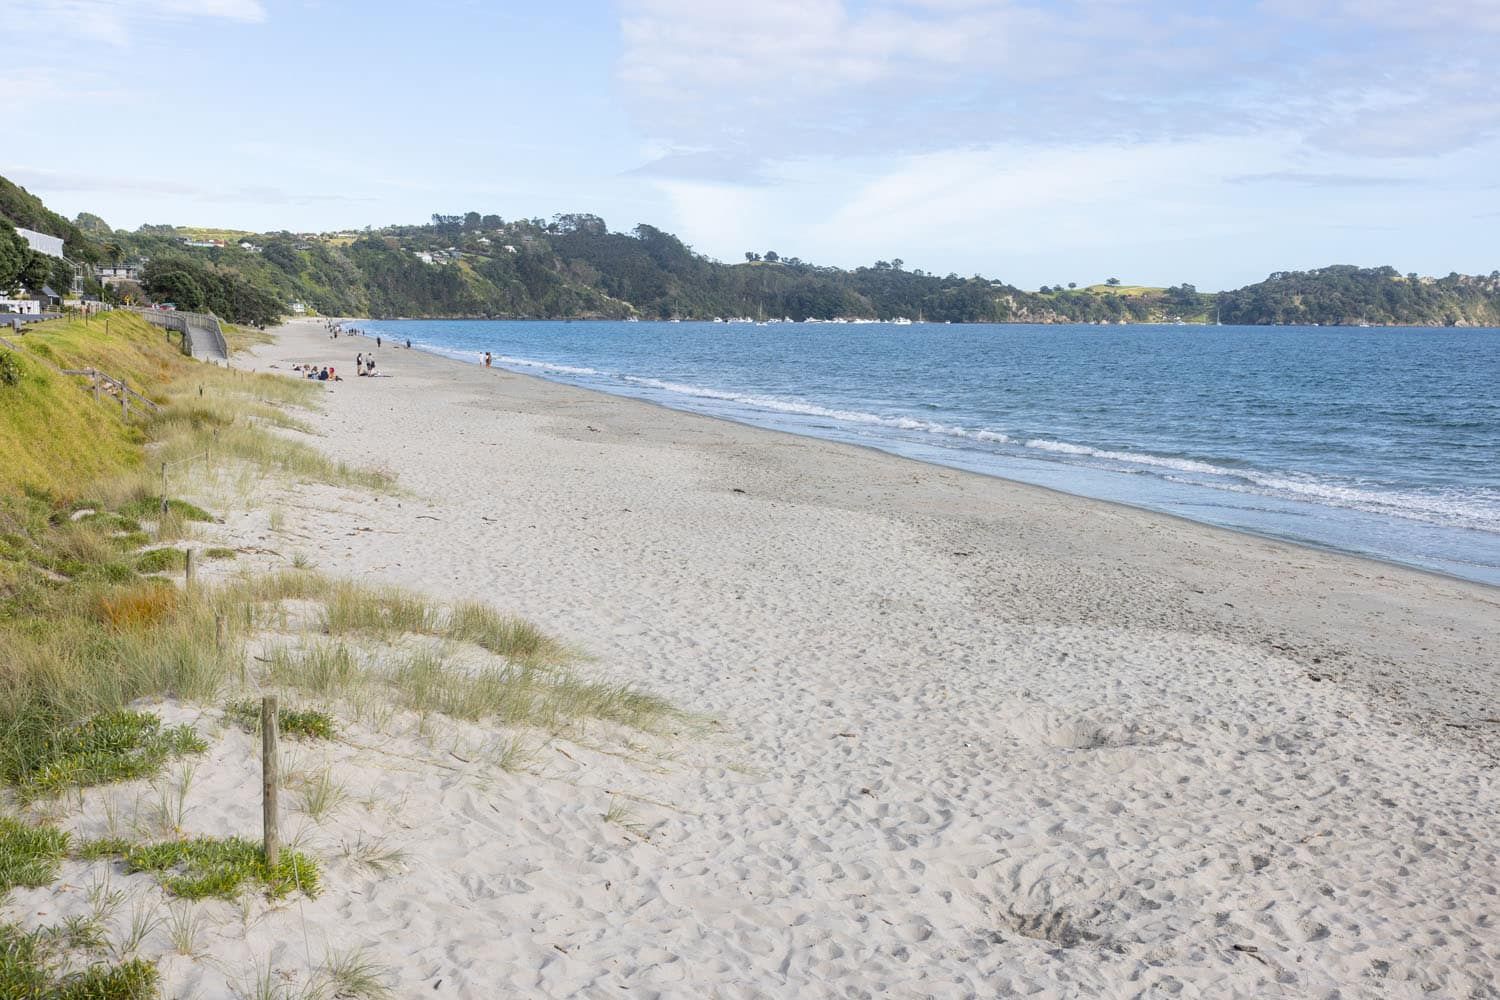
196;320;1499;997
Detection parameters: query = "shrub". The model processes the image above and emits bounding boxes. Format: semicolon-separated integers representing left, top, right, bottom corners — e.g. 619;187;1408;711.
117;497;213;523
96;582;177;629
135;547;185;574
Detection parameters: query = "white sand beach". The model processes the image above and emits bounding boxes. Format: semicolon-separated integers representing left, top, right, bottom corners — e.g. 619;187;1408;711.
10;317;1497;998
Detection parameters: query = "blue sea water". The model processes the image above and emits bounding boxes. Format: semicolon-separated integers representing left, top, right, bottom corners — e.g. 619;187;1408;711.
362;319;1500;587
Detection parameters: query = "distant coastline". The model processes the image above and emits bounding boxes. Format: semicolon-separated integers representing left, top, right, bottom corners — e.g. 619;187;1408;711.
5;174;1499;330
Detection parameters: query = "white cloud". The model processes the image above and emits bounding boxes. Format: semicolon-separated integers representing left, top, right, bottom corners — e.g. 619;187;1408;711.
617;0;1500;173
6;0;266;44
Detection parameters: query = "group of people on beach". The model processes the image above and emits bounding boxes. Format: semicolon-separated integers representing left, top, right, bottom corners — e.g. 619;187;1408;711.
292;363;340;381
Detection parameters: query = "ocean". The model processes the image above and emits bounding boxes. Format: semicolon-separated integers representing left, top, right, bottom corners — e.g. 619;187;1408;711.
362;319;1500;587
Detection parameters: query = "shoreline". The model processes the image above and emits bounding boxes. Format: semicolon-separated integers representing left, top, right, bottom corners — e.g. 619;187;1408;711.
278;318;1499;746
428;340;1500;593
348;314;1500;329
352;319;1500;594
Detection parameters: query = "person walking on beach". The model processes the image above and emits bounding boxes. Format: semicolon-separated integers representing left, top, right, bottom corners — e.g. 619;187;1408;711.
484;352;492;368
356;352;364;370
376;335;382;348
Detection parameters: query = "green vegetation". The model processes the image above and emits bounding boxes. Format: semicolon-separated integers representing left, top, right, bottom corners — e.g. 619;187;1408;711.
7;172;1500;326
2;710;205;801
0;304;675;999
118;498;212;523
1217;265;1500;327
82;836;319;900
0;923;158;1000
140;255;282;328
224;701;336;741
135;548;185;574
0;818;69;892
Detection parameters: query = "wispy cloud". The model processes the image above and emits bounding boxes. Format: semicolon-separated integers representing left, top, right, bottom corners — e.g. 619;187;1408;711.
6;167;370;208
7;0;266;44
617;0;1500;177
1230;171;1417;188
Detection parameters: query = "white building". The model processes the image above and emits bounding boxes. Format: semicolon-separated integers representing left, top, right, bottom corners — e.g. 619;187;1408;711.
98;263;144;287
16;227;65;259
0;295;42;315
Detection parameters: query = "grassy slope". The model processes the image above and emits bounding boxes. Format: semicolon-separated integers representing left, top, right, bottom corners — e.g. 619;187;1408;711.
1081;284;1166;296
0;314;195;500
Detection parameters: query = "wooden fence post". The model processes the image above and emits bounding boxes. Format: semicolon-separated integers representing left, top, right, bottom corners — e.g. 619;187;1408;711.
184;548;195;591
262;696;279;866
161;464;169;515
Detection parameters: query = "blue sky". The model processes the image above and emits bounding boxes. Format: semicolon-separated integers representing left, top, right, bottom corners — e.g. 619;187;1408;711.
7;0;1499;289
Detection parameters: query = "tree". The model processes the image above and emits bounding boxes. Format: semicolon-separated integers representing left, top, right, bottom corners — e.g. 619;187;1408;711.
1068;282;1076;289
892;258;904;270
74;211;113;236
463;211;481;229
0;219;29;292
764;250;779;262
145;264;206;310
19;252;51;294
744;252;760;262
1105;277;1121;286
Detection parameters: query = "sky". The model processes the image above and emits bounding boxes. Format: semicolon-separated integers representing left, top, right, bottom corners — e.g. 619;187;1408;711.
5;0;1500;290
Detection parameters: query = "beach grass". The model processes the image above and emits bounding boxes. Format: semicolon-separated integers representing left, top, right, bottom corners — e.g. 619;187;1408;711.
0;313;683;994
83;836;320;901
224;700;337;741
0;921;158;999
2;710;206;802
0;817;70;892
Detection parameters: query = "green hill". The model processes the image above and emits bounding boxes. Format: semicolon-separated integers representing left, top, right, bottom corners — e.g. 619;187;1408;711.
4;174;1498;327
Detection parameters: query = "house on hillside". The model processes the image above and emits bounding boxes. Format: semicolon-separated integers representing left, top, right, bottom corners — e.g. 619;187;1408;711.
15;227;65;259
98;263;144;287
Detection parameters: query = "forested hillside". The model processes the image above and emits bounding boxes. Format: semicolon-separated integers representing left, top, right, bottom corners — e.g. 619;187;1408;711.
1216;266;1500;328
5;175;1499;327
